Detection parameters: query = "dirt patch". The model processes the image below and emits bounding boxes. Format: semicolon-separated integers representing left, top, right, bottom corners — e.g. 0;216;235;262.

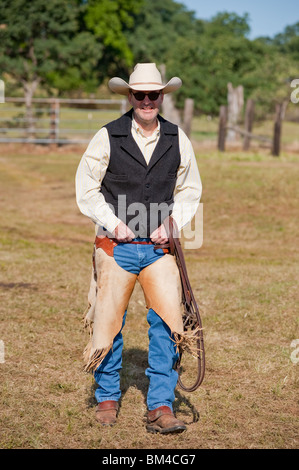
0;282;38;290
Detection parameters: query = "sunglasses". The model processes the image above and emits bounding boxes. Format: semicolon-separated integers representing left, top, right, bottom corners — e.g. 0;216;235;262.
132;91;161;101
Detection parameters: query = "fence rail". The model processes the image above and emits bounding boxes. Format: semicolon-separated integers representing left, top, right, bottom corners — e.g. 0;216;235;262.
217;99;289;156
0;97;127;144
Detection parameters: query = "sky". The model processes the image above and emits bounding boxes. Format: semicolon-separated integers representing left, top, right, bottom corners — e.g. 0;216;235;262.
181;0;298;39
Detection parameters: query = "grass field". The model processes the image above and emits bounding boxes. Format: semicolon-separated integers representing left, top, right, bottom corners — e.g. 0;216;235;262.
0;140;298;449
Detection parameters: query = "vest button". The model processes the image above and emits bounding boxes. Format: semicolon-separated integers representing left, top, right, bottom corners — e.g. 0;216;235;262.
145;183;150;188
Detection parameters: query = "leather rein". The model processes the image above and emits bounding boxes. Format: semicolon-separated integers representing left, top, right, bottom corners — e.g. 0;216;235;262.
154;217;205;392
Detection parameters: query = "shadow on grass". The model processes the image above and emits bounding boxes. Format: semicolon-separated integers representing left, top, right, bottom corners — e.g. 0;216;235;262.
86;347;199;423
174;391;200;423
85;348;148;409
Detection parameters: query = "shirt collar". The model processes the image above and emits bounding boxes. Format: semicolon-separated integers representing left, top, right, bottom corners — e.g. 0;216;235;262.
132;117;160;138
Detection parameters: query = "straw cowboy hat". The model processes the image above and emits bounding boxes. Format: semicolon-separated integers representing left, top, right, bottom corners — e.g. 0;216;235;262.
108;63;182;95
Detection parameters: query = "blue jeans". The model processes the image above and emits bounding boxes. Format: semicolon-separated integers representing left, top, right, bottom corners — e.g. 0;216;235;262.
94;239;179;411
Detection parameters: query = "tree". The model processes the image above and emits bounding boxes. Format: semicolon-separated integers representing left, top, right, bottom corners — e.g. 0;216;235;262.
166;12;256;114
1;0;297;121
84;0;143;80
273;22;299;61
0;0;101;121
204;11;250;38
241;40;297;118
124;0;200;67
164;10;297;117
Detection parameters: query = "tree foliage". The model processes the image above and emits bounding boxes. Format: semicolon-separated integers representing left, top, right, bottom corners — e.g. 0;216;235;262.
0;0;298;117
124;0;201;66
164;10;296;115
0;0;142;100
273;22;299;60
83;0;143;78
0;0;100;103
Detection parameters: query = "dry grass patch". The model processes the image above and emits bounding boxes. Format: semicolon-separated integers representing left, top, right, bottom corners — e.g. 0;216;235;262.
0;144;298;449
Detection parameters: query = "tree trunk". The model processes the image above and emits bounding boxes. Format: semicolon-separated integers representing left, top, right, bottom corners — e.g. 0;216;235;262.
218;105;227;152
23;80;39;140
183;98;194;138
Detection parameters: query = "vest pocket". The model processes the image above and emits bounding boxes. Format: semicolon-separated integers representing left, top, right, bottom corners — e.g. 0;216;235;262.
105;172;128;181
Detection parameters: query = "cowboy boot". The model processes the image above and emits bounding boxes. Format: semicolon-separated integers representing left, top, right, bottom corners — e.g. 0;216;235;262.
146;406;186;434
95;400;119;426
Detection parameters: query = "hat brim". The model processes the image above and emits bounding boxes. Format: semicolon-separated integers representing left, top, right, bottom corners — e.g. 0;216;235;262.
108;77;182;95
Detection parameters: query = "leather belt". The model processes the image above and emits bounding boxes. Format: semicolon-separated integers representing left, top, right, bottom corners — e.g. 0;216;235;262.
94;236;169;256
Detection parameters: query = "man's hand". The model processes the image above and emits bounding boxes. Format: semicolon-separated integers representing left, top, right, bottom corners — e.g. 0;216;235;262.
150;224;169;245
113;220;135;242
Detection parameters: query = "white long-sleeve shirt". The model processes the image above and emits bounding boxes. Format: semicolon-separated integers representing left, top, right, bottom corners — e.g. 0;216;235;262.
75;117;202;234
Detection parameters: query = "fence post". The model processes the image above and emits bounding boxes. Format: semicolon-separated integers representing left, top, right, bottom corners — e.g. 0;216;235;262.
272;101;287;157
26;103;35;141
50;99;60;143
243;99;255;150
218;105;227;152
183;98;194;138
227;83;244;142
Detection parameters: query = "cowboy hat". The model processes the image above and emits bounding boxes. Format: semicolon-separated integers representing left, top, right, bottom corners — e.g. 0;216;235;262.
108;63;182;95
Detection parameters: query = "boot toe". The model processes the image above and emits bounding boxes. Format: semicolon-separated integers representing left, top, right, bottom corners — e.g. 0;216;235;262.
146;406;187;434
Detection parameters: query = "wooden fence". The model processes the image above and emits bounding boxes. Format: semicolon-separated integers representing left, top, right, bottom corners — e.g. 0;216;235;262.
217;98;289;156
0;97;126;144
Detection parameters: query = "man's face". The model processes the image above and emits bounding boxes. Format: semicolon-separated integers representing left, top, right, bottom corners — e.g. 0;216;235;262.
128;90;164;127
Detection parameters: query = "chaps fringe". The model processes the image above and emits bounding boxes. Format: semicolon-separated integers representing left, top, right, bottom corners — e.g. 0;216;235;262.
83;342;112;373
82;306;112;373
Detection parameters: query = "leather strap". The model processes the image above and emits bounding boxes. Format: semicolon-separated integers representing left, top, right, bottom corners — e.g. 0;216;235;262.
154;216;205;392
94;236;169;256
127;240;154;245
95;236;118;256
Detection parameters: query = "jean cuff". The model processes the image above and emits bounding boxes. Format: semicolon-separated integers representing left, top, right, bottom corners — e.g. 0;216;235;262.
97;397;120;404
148;402;173;411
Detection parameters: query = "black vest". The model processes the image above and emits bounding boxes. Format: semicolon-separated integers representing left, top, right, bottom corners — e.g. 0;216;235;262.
101;109;181;237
